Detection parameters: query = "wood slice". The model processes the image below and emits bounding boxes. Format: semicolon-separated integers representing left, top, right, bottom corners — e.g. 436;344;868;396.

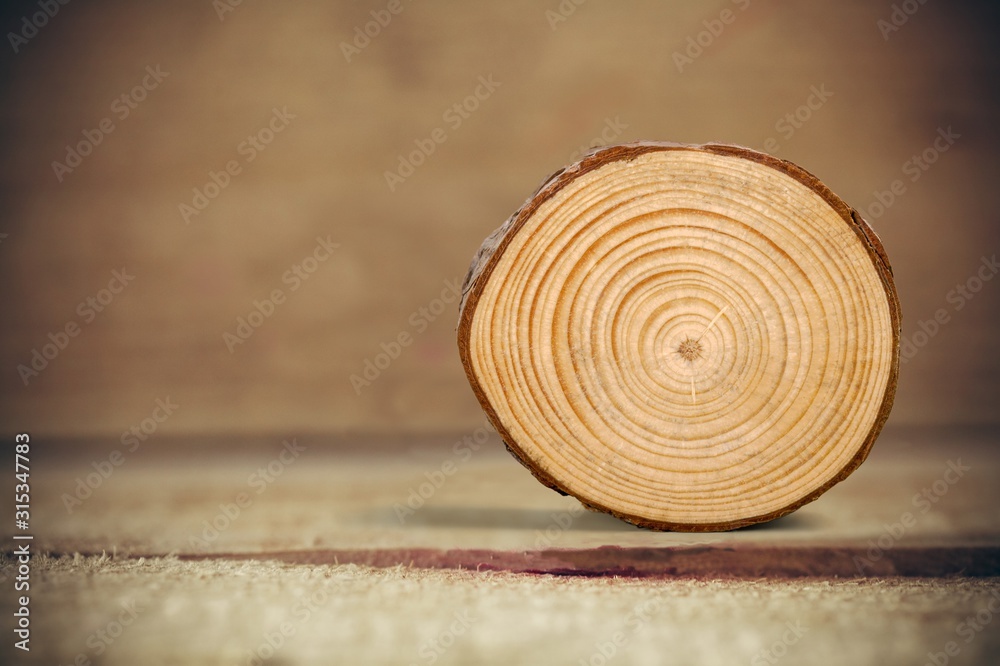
457;142;900;532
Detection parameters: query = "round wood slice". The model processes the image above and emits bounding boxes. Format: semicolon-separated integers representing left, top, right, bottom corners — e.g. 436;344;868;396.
457;142;900;531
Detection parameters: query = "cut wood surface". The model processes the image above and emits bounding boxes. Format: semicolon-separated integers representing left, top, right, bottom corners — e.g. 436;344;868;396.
458;142;900;531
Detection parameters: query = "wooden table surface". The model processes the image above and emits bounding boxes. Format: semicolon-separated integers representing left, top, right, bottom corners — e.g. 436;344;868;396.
2;426;999;665
15;425;1000;575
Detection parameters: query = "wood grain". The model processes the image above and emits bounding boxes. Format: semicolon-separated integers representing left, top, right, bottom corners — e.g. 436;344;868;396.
458;142;901;531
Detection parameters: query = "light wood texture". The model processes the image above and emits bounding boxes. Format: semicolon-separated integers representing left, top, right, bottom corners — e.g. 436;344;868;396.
458;143;900;531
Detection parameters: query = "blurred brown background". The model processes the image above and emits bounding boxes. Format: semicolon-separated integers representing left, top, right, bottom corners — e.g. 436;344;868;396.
0;0;998;438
